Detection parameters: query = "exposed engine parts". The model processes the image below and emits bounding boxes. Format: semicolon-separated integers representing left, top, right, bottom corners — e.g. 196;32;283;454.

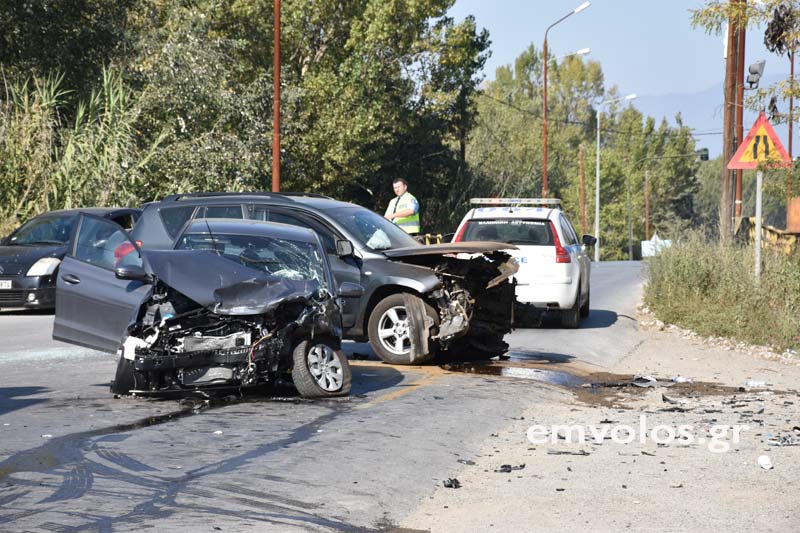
116;281;343;396
395;251;518;359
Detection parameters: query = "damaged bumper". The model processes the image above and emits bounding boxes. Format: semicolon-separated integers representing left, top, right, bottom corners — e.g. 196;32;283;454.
399;250;518;359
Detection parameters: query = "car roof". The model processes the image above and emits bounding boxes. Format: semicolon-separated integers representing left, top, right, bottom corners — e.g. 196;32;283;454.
152;192;356;212
34;207;139;218
183;218;320;243
467;206;559;221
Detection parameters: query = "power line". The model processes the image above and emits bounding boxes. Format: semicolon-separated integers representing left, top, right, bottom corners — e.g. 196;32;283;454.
478;91;714;137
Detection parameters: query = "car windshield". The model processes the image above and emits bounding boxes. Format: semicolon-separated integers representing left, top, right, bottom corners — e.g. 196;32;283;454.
462;219;553;245
7;214;77;246
327;206;419;251
176;233;328;289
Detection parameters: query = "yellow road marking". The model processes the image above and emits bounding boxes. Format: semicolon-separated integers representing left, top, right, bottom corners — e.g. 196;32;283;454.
353;371;442;410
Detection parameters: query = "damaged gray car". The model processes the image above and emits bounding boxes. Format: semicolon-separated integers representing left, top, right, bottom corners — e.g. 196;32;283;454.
53;216;356;398
130;194;519;365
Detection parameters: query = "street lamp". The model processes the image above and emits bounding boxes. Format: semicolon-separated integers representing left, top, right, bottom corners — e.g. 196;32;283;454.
557;47;591;61
594;93;637;262
542;1;591;198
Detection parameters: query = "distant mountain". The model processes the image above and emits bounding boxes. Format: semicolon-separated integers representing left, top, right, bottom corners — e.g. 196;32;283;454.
633;74;792;158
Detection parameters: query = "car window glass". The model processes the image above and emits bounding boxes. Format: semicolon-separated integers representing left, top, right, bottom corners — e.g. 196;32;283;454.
250;206;269;221
327;206;418;251
204;205;244;219
159;206;196;238
462;219;553;245
564;215;580;244
176;233;328;289
74;217;142;270
111;214;135;231
560;218;577;246
8;215;77;245
270;211;335;253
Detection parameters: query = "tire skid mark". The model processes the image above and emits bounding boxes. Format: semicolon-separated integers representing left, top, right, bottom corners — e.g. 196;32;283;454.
0;402;386;532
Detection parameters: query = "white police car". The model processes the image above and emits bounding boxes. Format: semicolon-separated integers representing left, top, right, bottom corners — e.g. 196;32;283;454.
452;198;596;328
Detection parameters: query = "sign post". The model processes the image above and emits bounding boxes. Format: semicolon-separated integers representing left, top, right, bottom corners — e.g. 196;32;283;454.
728;112;792;278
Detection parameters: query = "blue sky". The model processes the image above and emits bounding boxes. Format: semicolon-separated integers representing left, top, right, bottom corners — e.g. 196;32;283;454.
448;0;789;97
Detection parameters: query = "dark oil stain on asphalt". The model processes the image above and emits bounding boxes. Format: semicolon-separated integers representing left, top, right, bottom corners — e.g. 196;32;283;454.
438;357;765;409
0;403;203;481
440;362;587;388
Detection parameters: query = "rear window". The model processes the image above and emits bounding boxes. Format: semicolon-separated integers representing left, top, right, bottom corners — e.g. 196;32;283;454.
461;219;553;245
158;206;196;238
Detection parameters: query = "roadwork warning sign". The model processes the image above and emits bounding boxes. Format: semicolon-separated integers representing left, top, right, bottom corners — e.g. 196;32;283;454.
728;111;791;170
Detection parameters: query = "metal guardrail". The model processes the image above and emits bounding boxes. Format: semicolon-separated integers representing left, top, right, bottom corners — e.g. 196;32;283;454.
735;217;799;254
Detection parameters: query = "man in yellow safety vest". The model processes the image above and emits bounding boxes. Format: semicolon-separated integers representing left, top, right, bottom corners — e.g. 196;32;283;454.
384;178;420;235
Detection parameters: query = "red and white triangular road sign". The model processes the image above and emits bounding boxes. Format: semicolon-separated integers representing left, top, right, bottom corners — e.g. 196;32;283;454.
728;112;791;170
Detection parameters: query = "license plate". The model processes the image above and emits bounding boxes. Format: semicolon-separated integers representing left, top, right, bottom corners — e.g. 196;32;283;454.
0;280;11;289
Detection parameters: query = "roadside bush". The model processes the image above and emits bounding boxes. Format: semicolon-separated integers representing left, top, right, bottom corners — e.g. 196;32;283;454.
0;69;162;235
644;230;800;352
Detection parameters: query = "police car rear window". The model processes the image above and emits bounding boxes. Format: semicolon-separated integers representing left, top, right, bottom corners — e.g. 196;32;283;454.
462;219;553;245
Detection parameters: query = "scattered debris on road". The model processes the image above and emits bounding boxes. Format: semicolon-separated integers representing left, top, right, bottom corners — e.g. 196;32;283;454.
758;455;774;470
494;464;525;473
443;478;462;489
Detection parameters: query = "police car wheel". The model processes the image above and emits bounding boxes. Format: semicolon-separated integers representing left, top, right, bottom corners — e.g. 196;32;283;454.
560;286;581;329
580;286;590;318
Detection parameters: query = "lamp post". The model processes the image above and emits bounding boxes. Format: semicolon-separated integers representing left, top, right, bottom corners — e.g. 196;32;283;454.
557;47;591;61
594;93;637;262
542;1;590;198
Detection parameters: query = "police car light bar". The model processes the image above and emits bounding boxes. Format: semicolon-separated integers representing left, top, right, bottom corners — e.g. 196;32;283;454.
469;198;562;207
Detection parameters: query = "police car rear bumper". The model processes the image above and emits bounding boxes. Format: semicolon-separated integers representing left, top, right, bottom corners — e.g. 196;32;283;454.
515;277;575;308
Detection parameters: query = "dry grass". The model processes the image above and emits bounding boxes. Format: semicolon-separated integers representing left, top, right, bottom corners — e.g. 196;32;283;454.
644;231;800;352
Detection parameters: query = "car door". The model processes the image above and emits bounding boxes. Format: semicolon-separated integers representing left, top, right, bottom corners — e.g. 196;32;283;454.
249;204;362;328
53;214;153;354
560;215;588;299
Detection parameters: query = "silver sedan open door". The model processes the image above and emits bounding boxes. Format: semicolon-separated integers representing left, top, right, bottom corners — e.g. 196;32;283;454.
53;214;153;353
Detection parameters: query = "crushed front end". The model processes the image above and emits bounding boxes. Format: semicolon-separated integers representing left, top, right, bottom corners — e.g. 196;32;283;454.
115;278;345;396
390;249;518;358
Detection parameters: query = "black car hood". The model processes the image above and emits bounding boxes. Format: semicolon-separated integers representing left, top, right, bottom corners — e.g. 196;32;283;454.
143;250;322;315
382;241;517;258
0;245;65;273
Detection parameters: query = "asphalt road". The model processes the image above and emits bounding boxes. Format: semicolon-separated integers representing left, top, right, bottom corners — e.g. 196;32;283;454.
0;261;643;531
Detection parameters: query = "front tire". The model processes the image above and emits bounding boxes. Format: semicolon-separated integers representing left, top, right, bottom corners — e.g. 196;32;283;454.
291;340;352;398
367;293;437;365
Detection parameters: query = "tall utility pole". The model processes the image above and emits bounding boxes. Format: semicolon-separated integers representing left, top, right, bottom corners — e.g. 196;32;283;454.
790;49;795;200
579;144;586;235
721;5;738;240
645;170;650;241
271;0;281;193
627;178;633;260
734;0;746;219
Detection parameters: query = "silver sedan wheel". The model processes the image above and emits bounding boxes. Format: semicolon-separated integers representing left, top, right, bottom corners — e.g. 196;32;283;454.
306;344;345;392
377;305;410;356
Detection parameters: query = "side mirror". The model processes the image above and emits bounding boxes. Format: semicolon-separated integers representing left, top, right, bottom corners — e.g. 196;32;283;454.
582;234;597;247
336;239;354;257
115;265;153;284
337;282;365;298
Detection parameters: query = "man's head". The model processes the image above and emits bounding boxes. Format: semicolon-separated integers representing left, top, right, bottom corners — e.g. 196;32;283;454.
392;178;408;197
